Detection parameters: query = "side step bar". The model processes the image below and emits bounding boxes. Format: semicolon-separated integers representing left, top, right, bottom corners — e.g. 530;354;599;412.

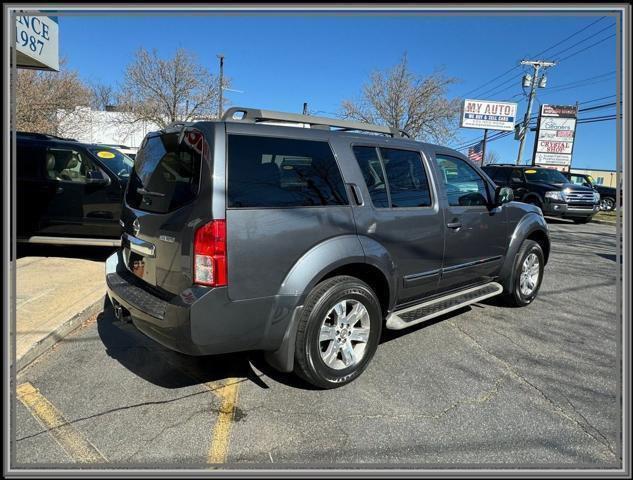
386;282;504;330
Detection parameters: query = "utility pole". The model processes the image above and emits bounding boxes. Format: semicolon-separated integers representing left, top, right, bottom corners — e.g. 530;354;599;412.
217;54;224;118
515;60;556;165
302;102;308;115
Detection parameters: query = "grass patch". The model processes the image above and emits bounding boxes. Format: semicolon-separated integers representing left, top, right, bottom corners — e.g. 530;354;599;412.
594;211;618;223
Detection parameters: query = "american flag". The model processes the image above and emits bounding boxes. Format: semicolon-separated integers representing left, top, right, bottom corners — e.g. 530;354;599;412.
467;142;484;166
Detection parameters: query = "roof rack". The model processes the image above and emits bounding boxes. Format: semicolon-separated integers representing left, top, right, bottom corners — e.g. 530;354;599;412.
222;107;410;138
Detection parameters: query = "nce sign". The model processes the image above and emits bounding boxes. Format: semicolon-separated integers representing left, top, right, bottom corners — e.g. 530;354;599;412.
460;99;518;132
15;14;59;71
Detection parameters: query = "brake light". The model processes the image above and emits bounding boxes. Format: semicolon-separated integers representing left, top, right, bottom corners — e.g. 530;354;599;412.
193;220;227;286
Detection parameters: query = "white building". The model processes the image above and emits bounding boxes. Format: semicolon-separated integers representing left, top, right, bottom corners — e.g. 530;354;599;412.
57;106;161;149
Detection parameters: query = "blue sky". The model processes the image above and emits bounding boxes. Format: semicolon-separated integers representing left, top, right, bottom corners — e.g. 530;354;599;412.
57;11;619;170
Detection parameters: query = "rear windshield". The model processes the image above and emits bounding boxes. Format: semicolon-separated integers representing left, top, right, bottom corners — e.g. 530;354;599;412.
126;129;206;213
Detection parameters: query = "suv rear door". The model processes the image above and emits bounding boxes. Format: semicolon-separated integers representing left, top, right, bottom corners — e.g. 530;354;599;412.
121;126;213;295
342;140;444;305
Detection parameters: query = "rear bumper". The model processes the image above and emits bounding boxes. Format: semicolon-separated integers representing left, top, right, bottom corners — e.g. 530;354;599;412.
105;251;295;356
542;201;599;219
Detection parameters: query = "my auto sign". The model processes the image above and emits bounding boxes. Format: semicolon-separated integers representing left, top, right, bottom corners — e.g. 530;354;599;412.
460;99;518;131
533;104;578;168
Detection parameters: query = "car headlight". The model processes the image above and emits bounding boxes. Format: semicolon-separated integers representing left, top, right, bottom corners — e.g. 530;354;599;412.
593;191;601;203
545;191;564;201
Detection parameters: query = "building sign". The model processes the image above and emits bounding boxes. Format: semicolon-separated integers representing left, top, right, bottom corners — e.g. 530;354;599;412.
533;104;578;170
15;14;59;71
460;99;518;132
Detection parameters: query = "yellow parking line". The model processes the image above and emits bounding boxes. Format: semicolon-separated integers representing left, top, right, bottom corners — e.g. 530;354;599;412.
207;379;240;464
147;351;242;464
16;382;106;463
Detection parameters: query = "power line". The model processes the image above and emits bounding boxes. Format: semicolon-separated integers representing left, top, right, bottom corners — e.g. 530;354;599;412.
457;16;609;99
459;65;521;98
557;33;616;62
578;94;616;105
544;70;616;92
544;22;615;60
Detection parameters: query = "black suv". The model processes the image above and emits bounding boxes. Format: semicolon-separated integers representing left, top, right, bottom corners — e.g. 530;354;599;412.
105;108;551;389
564;172;618;212
482;165;600;224
16;132;133;246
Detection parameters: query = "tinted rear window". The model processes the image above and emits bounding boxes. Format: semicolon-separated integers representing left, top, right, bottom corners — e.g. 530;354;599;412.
126;129;206;213
17;142;44;179
227;135;348;208
482;167;510;183
380;148;432;207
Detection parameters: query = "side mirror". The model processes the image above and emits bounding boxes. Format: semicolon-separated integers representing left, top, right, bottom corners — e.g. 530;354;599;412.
494;186;514;206
86;170;111;186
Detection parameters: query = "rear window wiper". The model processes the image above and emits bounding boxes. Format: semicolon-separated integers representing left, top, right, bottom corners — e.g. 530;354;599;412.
136;187;166;198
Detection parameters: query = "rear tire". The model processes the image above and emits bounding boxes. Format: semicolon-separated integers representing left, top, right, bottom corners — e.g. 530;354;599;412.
502;239;545;307
294;275;382;389
600;197;615;211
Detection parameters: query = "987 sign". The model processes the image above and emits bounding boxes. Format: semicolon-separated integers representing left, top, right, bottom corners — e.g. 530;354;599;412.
15;15;59;71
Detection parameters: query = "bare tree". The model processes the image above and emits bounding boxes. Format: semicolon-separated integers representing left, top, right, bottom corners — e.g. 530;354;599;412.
118;48;226;128
90;83;118;110
15;59;91;136
484;150;500;165
341;54;461;143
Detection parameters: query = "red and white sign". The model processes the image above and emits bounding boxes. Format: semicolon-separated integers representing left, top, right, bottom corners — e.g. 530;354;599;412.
461;99;517;131
533;104;577;169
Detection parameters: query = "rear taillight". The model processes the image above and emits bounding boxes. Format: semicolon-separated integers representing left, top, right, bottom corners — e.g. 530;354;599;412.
193;220;227;287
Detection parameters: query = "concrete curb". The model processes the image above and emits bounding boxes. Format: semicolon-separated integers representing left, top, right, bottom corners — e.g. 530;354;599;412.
591;219;617;226
16;296;106;372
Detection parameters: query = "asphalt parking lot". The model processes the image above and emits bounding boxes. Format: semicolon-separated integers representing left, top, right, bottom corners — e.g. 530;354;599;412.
13;219;621;468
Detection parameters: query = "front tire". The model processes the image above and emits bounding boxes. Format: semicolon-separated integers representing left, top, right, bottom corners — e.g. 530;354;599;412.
503;239;545;307
294;275;382;389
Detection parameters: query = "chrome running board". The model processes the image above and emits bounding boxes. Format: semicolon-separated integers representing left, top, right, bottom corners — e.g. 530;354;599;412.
386;282;504;330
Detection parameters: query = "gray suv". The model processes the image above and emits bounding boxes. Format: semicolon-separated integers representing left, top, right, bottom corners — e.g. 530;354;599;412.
105;108;550;389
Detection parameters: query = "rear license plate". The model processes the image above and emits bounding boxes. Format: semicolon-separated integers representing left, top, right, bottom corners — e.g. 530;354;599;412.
129;252;146;279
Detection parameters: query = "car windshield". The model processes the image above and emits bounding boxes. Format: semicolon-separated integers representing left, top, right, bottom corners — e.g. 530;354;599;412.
524;168;569;184
88;147;134;180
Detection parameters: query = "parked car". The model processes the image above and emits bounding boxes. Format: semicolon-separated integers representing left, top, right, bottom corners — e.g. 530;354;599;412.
564;172;618;212
16;132;133;246
482;164;600;224
98;143;138;160
106;107;550;389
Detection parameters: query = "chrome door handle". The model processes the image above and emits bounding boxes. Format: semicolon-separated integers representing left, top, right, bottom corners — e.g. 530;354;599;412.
447;222;462;229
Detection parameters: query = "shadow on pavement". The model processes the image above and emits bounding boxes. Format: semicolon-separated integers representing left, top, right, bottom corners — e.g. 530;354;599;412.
16;243;116;262
97;296;499;392
96;297;311;391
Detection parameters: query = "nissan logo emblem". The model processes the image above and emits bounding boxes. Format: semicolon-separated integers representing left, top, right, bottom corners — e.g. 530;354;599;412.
132;218;140;236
